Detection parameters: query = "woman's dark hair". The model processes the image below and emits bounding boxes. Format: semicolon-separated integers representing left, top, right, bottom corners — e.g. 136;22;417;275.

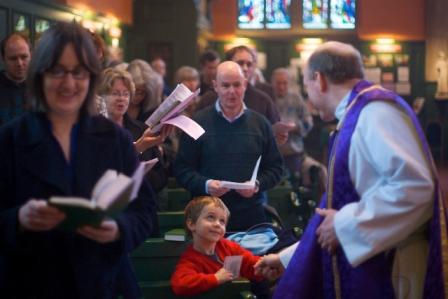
27;21;101;116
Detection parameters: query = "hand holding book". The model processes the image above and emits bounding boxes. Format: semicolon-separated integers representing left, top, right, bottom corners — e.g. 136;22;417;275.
145;83;205;140
48;161;153;230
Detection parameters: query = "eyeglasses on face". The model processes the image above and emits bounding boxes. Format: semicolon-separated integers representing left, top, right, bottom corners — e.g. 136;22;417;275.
110;91;131;98
45;66;89;80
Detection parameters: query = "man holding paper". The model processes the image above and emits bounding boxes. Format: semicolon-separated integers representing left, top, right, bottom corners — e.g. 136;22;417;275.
174;61;283;231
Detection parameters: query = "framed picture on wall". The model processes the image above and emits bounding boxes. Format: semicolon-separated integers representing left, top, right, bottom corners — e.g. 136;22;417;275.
12;11;30;38
34;17;51;43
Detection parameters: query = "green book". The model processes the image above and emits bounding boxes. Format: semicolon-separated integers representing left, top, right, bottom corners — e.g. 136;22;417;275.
48;163;147;230
164;228;187;242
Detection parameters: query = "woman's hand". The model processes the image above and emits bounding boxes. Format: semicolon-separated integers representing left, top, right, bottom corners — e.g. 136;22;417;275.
134;125;174;153
18;199;66;231
77;219;121;243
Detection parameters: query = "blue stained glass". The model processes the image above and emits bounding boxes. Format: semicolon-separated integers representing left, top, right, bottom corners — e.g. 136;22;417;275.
266;0;291;29
330;0;356;29
302;0;328;29
238;0;265;29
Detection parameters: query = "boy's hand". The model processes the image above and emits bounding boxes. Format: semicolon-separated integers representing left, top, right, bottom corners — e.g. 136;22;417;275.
215;268;233;284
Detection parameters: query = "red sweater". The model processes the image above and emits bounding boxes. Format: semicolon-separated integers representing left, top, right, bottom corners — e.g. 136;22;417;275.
170;238;262;296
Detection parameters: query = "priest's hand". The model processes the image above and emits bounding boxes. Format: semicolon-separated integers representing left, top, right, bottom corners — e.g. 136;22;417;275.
316;208;339;254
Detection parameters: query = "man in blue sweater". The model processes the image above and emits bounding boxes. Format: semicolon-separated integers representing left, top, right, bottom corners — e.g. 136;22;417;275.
174;61;284;231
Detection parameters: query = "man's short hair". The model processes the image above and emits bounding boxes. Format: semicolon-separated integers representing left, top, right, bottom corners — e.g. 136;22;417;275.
199;49;220;66
1;32;30;59
306;41;364;84
225;45;256;62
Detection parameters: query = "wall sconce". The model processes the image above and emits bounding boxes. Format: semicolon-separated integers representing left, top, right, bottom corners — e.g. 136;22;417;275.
224;37;255;51
370;38;402;53
295;38;323;52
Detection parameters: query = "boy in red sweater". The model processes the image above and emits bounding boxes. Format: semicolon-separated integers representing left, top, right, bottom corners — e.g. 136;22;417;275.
170;196;263;296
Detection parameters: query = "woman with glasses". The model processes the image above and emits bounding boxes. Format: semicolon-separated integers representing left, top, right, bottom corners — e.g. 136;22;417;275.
0;22;155;299
98;67;171;200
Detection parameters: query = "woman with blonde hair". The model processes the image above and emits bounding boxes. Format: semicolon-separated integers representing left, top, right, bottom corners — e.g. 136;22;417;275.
126;59;164;122
98;67;171;195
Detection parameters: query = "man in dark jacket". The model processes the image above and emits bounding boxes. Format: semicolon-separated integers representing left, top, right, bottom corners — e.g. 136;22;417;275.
0;33;31;127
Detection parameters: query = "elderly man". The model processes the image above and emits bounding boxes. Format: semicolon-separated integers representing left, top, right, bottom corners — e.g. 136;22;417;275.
197;46;282;131
174;61;283;231
255;41;445;299
271;67;327;188
0;33;31;127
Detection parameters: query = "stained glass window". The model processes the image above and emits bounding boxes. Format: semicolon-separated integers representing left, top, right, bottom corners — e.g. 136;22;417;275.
13;13;30;37
302;0;356;29
303;0;328;29
238;0;291;29
266;0;291;29
238;0;265;29
35;19;51;43
330;0;355;29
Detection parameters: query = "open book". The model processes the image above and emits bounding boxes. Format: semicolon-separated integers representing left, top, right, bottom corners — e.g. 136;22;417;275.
145;83;205;140
220;156;261;190
49;162;150;230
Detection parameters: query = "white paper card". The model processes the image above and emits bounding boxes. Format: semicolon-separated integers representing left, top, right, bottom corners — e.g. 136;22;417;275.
220;156;261;190
224;255;243;278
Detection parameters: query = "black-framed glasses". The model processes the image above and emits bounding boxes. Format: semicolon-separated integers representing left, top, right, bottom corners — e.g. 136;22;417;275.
45;66;89;80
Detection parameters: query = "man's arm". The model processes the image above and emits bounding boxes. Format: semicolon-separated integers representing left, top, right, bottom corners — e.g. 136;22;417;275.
334;101;434;267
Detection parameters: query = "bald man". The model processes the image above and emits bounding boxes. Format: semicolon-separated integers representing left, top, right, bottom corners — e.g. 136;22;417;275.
174;61;283;231
0;33;31;126
255;41;445;299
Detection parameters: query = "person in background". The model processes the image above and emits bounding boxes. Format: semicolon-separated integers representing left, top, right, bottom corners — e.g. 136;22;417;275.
198;49;220;96
174;65;200;114
170;196;263;297
127;59;164;122
151;57;171;98
271;67;327;189
258;41;445;299
0;22;156;299
174;61;283;232
0;32;31;127
98;67;171;197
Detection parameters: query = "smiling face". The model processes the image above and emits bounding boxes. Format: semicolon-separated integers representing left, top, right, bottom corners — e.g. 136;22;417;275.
187;204;228;244
43;43;89;120
105;78;131;121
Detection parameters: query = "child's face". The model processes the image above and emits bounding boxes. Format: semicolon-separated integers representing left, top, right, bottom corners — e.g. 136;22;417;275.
188;204;227;243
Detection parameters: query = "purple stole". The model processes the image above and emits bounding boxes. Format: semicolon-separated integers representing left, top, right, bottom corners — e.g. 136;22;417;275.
274;80;448;299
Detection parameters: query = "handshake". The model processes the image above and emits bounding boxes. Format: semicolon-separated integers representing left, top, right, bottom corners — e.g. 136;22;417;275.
253;252;286;281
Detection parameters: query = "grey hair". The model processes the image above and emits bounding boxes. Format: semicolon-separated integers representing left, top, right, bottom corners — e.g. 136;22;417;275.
306;41;364;84
127;59;163;112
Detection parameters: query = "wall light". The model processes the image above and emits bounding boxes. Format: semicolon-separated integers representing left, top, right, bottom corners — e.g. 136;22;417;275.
370;38;401;53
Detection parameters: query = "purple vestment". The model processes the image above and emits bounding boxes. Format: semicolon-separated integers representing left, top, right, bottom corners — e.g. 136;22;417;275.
274;80;448;299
